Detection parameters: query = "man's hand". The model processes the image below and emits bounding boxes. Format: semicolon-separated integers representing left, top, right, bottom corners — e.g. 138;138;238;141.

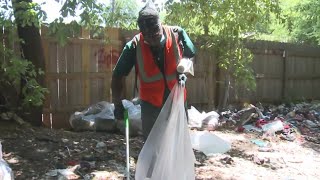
178;73;187;87
114;103;125;120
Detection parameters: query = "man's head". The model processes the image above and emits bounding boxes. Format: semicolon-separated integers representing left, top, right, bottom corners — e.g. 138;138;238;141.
137;1;163;47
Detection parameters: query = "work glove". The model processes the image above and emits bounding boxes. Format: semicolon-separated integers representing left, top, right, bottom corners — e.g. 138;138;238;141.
178;73;187;87
114;103;125;120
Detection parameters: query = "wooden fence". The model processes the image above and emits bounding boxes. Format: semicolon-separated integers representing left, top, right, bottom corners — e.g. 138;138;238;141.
2;27;320;128
228;41;320;103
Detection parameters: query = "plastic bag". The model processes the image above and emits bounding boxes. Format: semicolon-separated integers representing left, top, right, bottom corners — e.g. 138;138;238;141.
69;101;116;131
116;100;143;136
188;106;219;131
0;142;14;180
135;84;195;180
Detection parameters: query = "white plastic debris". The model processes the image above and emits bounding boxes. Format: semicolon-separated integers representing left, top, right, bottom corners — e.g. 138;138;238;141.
96;142;107;148
188;106;219;130
0;142;14;180
261;120;284;133
45;165;80;179
190;131;231;156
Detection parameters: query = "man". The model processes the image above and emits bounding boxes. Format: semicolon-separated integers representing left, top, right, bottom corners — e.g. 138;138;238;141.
111;1;196;140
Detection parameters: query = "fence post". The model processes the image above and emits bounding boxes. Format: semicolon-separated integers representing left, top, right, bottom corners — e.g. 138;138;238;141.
281;49;286;100
207;54;215;110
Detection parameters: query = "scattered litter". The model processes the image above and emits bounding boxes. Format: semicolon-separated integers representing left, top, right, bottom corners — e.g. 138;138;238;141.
220;101;320;144
62;138;69;143
243;124;263;133
251;139;269;147
258;147;274;152
252;155;270;165
96;142;106;148
220;156;234;165
45;165;80;179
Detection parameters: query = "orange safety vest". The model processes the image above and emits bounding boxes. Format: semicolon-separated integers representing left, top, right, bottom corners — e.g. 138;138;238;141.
135;25;187;107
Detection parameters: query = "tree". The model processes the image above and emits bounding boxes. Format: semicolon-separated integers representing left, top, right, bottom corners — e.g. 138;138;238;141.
291;0;320;45
255;0;320;45
1;0;47;125
165;0;279;110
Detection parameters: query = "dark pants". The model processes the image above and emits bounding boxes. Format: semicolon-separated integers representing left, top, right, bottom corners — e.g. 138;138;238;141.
141;100;162;141
140;88;188;141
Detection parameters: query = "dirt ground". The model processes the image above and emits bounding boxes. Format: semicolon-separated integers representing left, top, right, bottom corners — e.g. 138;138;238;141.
1;120;320;180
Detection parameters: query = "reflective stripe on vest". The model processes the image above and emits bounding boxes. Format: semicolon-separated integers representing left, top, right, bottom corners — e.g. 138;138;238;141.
136;28;180;83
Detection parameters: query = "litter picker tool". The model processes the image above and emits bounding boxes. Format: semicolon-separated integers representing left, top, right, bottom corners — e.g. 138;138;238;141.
124;109;130;180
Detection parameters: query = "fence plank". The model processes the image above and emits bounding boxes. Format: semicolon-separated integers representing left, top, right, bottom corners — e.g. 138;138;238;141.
47;41;59;110
41;38;51;111
58;45;67;107
90;44;101;72
90;78;105;104
48;79;59;110
48;42;58;72
82;41;90;106
65;43;83;106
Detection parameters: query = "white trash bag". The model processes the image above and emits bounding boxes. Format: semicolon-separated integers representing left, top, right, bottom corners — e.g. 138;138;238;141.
135;84;195;180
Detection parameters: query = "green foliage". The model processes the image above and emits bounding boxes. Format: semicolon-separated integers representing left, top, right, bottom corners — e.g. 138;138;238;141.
48;0;139;45
0;33;48;108
255;0;320;45
3;55;48;108
48;19;81;46
12;0;47;27
0;1;47;110
292;0;320;45
165;0;279;91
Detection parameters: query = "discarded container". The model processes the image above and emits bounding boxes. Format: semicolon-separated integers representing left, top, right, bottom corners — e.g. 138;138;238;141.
177;58;194;75
261;120;284;133
190;131;231;156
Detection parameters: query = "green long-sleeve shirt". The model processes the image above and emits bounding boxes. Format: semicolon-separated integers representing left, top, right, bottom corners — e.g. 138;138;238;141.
113;26;196;76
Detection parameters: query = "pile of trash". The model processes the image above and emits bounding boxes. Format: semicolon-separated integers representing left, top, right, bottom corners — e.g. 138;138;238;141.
69;100;142;136
220;101;320;144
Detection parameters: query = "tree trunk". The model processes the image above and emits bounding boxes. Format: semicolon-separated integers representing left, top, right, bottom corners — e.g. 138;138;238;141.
218;73;230;112
12;0;46;126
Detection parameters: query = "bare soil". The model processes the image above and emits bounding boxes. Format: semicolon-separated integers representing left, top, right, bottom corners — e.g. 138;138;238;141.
1;120;319;180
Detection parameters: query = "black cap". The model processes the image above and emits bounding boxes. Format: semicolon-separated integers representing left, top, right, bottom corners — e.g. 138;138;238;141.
137;0;160;30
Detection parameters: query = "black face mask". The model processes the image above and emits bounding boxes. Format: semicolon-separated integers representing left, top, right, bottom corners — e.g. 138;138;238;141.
138;17;160;32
